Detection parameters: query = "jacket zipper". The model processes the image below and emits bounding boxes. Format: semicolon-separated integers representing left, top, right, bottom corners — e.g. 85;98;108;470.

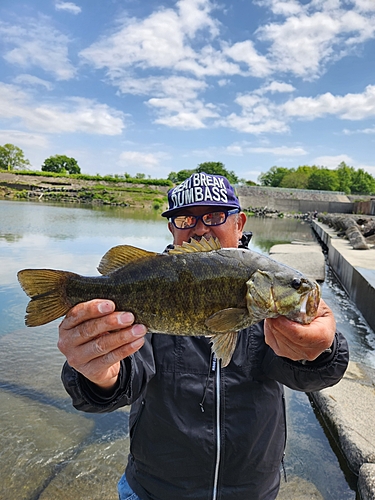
212;356;221;500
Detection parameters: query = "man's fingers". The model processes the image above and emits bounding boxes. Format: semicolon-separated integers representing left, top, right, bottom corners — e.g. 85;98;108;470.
61;299;116;330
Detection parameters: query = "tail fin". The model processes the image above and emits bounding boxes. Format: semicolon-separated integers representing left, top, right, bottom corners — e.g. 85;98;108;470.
17;269;77;327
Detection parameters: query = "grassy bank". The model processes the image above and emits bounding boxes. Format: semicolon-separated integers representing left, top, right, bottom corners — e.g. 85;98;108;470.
0;170;171;211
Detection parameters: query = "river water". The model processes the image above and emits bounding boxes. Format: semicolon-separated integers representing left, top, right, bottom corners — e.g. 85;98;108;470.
1;200;373;500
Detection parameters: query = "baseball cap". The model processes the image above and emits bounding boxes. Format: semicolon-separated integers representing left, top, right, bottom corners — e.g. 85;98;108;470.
162;172;241;218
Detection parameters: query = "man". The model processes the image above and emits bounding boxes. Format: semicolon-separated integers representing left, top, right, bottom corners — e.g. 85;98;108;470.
59;172;349;500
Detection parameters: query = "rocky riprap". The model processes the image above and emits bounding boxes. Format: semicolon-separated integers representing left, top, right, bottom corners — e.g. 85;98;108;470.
318;214;375;250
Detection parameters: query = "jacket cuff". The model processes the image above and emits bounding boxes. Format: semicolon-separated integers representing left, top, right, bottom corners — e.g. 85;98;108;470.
62;357;132;412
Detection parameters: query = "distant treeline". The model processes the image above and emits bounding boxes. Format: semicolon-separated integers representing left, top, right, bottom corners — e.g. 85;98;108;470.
258;162;375;195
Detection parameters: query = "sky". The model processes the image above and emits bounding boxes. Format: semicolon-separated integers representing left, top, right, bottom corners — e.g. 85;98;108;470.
0;0;374;183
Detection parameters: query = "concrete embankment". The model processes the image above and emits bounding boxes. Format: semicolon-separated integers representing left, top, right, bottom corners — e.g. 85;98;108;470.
311;219;375;500
270;224;375;499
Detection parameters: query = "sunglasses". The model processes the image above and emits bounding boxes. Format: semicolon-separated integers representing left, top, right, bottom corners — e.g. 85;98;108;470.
170;208;239;230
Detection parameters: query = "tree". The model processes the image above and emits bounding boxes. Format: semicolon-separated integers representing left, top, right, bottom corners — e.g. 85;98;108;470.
42;155;81;174
196;162;239;184
336;162;354;194
168;169;195;184
0;143;31;171
280;170;310;189
168;162;239;185
351;168;375;195
307;168;339;191
258;166;289;187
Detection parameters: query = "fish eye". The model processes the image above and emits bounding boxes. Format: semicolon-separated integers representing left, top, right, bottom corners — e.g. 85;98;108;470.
291;278;302;290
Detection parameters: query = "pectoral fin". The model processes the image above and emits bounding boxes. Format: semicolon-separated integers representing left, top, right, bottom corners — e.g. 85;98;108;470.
209;331;238;367
205;307;250;332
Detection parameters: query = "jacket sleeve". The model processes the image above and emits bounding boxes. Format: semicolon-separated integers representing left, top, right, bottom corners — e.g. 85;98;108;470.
61;333;156;413
261;330;349;392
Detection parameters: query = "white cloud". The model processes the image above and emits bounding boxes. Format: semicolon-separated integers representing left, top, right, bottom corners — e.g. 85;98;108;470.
353;0;375;12
118;150;170;171
55;2;82;15
0;130;49;149
149;96;219;129
283;85;375;120
0;16;75;80
343;126;375;135
313;154;355;169
219;93;290;134
13;74;54;90
256;81;296;95
247;145;307;156
220;84;375;136
254;0;303;17
80;0;218;74
76;0;375;133
0;83;125;135
189;141;306;159
222;40;271;78
256;0;375;79
116;75;207;99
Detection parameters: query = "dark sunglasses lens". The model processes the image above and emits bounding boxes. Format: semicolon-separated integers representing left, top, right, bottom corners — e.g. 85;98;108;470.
202;212;226;226
173;211;229;229
173;215;197;229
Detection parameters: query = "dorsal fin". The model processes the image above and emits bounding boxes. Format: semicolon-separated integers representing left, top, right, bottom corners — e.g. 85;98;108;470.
97;245;157;275
169;236;221;255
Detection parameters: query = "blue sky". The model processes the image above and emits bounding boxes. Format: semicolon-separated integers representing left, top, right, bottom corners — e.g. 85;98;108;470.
0;0;374;183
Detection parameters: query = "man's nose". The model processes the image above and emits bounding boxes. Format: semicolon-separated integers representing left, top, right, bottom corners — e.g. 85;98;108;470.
194;218;210;235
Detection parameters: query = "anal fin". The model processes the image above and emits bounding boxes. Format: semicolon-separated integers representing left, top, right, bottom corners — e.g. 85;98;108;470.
209;331;238;367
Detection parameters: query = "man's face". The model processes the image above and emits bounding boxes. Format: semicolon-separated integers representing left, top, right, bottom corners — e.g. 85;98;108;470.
168;206;247;248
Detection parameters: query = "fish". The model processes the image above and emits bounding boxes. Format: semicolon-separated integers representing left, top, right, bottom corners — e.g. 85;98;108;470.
17;237;321;367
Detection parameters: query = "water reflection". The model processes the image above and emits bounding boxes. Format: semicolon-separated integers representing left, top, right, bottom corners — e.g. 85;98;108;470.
0;201;368;499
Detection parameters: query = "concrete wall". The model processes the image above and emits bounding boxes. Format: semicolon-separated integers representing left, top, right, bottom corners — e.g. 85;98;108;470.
237;186;354;214
354;199;375;215
312;221;375;333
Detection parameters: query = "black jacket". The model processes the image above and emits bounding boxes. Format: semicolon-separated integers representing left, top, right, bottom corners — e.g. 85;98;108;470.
62;323;349;500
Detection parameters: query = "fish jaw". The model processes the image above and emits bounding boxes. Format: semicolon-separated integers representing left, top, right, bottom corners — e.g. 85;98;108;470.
245;269;321;325
284;281;321;324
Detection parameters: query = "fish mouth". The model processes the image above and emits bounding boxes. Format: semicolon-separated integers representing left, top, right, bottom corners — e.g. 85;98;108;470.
270;280;321;324
299;284;321;322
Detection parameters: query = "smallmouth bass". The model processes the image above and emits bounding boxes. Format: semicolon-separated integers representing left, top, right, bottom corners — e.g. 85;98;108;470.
17;237;320;366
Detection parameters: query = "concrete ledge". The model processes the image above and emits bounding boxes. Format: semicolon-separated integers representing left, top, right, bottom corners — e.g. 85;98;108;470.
358;464;375;500
270;224;375;498
269;241;325;282
310;362;375;475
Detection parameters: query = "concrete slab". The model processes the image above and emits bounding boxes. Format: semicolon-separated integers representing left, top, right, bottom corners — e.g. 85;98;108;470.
269;242;326;282
358;464;375;500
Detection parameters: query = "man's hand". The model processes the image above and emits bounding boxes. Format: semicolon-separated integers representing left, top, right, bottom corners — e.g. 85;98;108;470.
264;299;336;361
58;299;147;390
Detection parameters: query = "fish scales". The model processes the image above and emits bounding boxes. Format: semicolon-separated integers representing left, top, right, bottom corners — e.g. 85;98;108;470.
17;237;321;366
66;251;249;336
